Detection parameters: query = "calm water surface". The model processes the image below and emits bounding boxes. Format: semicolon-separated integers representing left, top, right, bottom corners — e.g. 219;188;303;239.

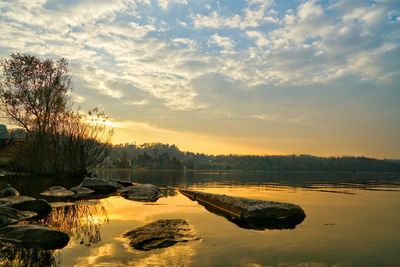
1;170;400;266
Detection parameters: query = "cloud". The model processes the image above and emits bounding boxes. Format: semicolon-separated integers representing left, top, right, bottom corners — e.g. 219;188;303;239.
158;0;187;11
125;100;149;106
70;92;86;104
191;0;276;30
208;34;236;53
1;0;399;156
246;31;269;47
171;38;198;50
1;0;138;34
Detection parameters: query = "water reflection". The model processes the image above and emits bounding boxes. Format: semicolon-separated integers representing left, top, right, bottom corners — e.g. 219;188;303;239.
40;201;109;247
96;169;400;192
161;186;178;197
0;175;82;198
0;170;399;266
0;243;60;267
72;241;198;267
0;201;107;265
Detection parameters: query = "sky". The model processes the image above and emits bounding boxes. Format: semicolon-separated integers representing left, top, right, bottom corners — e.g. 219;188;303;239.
0;0;399;158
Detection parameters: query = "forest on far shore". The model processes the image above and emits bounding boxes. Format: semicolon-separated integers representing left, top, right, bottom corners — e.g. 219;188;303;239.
101;143;400;172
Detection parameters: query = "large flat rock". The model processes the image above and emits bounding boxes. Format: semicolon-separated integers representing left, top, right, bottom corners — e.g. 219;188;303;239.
118;184;162;202
70;186;95;197
180;189;306;230
0;206;37;227
0;185;19;198
123;219;199;250
0;196;52;220
78;177;121;194
0;225;70;250
40;186;75;197
110;179;133;187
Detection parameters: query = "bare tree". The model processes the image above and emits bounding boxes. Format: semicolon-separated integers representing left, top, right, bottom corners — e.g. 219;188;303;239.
53;108;113;173
0;52;70;134
0;53;113;175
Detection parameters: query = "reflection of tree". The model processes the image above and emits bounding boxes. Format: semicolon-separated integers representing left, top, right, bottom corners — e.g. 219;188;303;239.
0;243;60;267
161;186;178;197
0;201;108;267
40;201;109;247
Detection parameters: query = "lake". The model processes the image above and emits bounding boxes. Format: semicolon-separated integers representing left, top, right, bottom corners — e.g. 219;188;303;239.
1;170;400;266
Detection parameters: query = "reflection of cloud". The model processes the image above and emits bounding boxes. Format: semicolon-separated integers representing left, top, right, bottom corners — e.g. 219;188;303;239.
105;196;198;222
74;241;198;267
126;242;198;267
74;243;115;266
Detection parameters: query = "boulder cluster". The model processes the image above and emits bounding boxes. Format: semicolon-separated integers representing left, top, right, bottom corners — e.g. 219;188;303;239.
0;176;307;253
0;176;168;251
39;177;162;202
0;187;69;250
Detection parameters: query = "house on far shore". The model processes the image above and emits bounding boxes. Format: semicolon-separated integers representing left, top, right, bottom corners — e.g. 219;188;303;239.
9;128;27;141
0;124;26;146
0;124;9;146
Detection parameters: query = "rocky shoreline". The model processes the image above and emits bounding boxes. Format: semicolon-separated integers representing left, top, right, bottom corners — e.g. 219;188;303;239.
0;176;306;252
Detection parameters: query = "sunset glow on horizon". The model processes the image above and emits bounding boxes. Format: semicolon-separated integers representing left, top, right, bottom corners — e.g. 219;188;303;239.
1;0;399;158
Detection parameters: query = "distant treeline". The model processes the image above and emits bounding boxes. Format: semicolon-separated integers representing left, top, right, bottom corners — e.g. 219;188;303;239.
101;143;400;172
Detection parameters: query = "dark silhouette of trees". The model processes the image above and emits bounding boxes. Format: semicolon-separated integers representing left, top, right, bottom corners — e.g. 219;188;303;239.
103;143;183;170
0;53;113;175
102;143;400;172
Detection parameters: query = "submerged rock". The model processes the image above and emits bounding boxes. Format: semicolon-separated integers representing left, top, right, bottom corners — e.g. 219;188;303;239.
0;206;37;227
0;184;19;198
78;177;121;194
118;184;162;202
70;186;95;197
0;196;52;220
0;225;70;250
123;219;199;250
111;179;133;187
180;189;306;230
40;186;75;197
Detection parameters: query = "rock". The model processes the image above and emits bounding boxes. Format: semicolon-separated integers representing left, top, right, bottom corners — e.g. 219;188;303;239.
180;189;306;230
0;184;19;198
111;179;133;187
70;186;95;197
78;177;121;194
0;225;70;250
40;186;75;197
123;219;199;250
118;184;162;202
0;196;35;203
0;196;52;220
0;206;37;227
